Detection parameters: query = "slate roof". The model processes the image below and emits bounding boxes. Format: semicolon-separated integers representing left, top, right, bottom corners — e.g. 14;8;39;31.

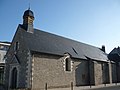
19;25;108;61
109;47;120;55
23;9;34;18
108;47;120;62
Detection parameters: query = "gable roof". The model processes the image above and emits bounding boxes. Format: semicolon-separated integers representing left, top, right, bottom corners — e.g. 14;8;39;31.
109;47;120;55
108;47;120;62
19;25;108;61
10;55;20;64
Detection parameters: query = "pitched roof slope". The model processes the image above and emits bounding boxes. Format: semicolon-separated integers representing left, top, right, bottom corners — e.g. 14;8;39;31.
19;25;108;61
109;47;120;55
108;47;120;62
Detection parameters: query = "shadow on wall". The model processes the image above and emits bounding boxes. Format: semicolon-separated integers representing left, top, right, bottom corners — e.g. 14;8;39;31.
75;60;110;86
117;63;120;82
102;63;110;84
75;60;89;86
112;63;117;83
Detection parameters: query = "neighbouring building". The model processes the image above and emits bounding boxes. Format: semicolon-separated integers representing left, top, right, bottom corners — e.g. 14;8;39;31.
4;9;119;90
108;47;120;83
0;42;10;85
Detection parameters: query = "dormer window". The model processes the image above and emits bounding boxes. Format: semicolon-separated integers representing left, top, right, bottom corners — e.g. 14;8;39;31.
14;42;19;51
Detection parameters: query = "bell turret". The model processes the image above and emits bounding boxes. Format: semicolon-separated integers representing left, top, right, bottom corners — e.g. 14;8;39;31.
23;9;34;33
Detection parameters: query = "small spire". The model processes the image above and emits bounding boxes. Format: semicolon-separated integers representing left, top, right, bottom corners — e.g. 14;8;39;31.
28;3;30;10
28;0;31;10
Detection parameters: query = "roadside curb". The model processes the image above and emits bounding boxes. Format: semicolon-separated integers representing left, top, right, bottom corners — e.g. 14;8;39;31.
86;84;120;90
49;83;120;90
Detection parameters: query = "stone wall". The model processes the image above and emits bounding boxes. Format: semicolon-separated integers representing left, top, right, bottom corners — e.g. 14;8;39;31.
117;62;120;82
4;27;32;89
94;61;103;85
74;59;89;86
93;61;110;85
89;60;95;85
32;53;89;90
102;63;109;84
111;63;117;83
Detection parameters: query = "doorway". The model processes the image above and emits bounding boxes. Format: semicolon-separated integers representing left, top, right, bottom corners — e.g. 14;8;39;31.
11;67;17;89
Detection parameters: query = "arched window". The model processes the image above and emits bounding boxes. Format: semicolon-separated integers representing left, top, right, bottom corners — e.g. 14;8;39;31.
65;58;71;71
11;67;17;89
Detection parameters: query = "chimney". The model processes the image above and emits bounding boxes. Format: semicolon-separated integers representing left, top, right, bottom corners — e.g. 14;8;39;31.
118;46;120;49
101;45;105;52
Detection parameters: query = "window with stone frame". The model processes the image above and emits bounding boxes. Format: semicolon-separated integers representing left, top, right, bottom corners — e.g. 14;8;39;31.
14;42;19;51
65;58;71;71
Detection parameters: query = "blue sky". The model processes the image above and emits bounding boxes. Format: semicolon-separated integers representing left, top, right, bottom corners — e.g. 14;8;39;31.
0;0;120;53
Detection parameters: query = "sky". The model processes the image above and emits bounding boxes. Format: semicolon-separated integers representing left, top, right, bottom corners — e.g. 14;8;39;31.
0;0;120;53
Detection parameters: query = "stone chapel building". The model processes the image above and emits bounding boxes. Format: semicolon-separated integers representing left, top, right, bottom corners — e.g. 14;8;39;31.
4;9;119;90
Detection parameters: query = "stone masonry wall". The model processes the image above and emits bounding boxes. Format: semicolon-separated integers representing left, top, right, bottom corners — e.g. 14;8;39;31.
94;61;103;85
5;27;31;89
102;63;110;84
112;63;117;83
32;53;89;90
117;63;120;82
89;61;95;85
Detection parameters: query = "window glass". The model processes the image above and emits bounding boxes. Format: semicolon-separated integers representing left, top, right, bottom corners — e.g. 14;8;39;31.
65;58;71;71
14;42;19;51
